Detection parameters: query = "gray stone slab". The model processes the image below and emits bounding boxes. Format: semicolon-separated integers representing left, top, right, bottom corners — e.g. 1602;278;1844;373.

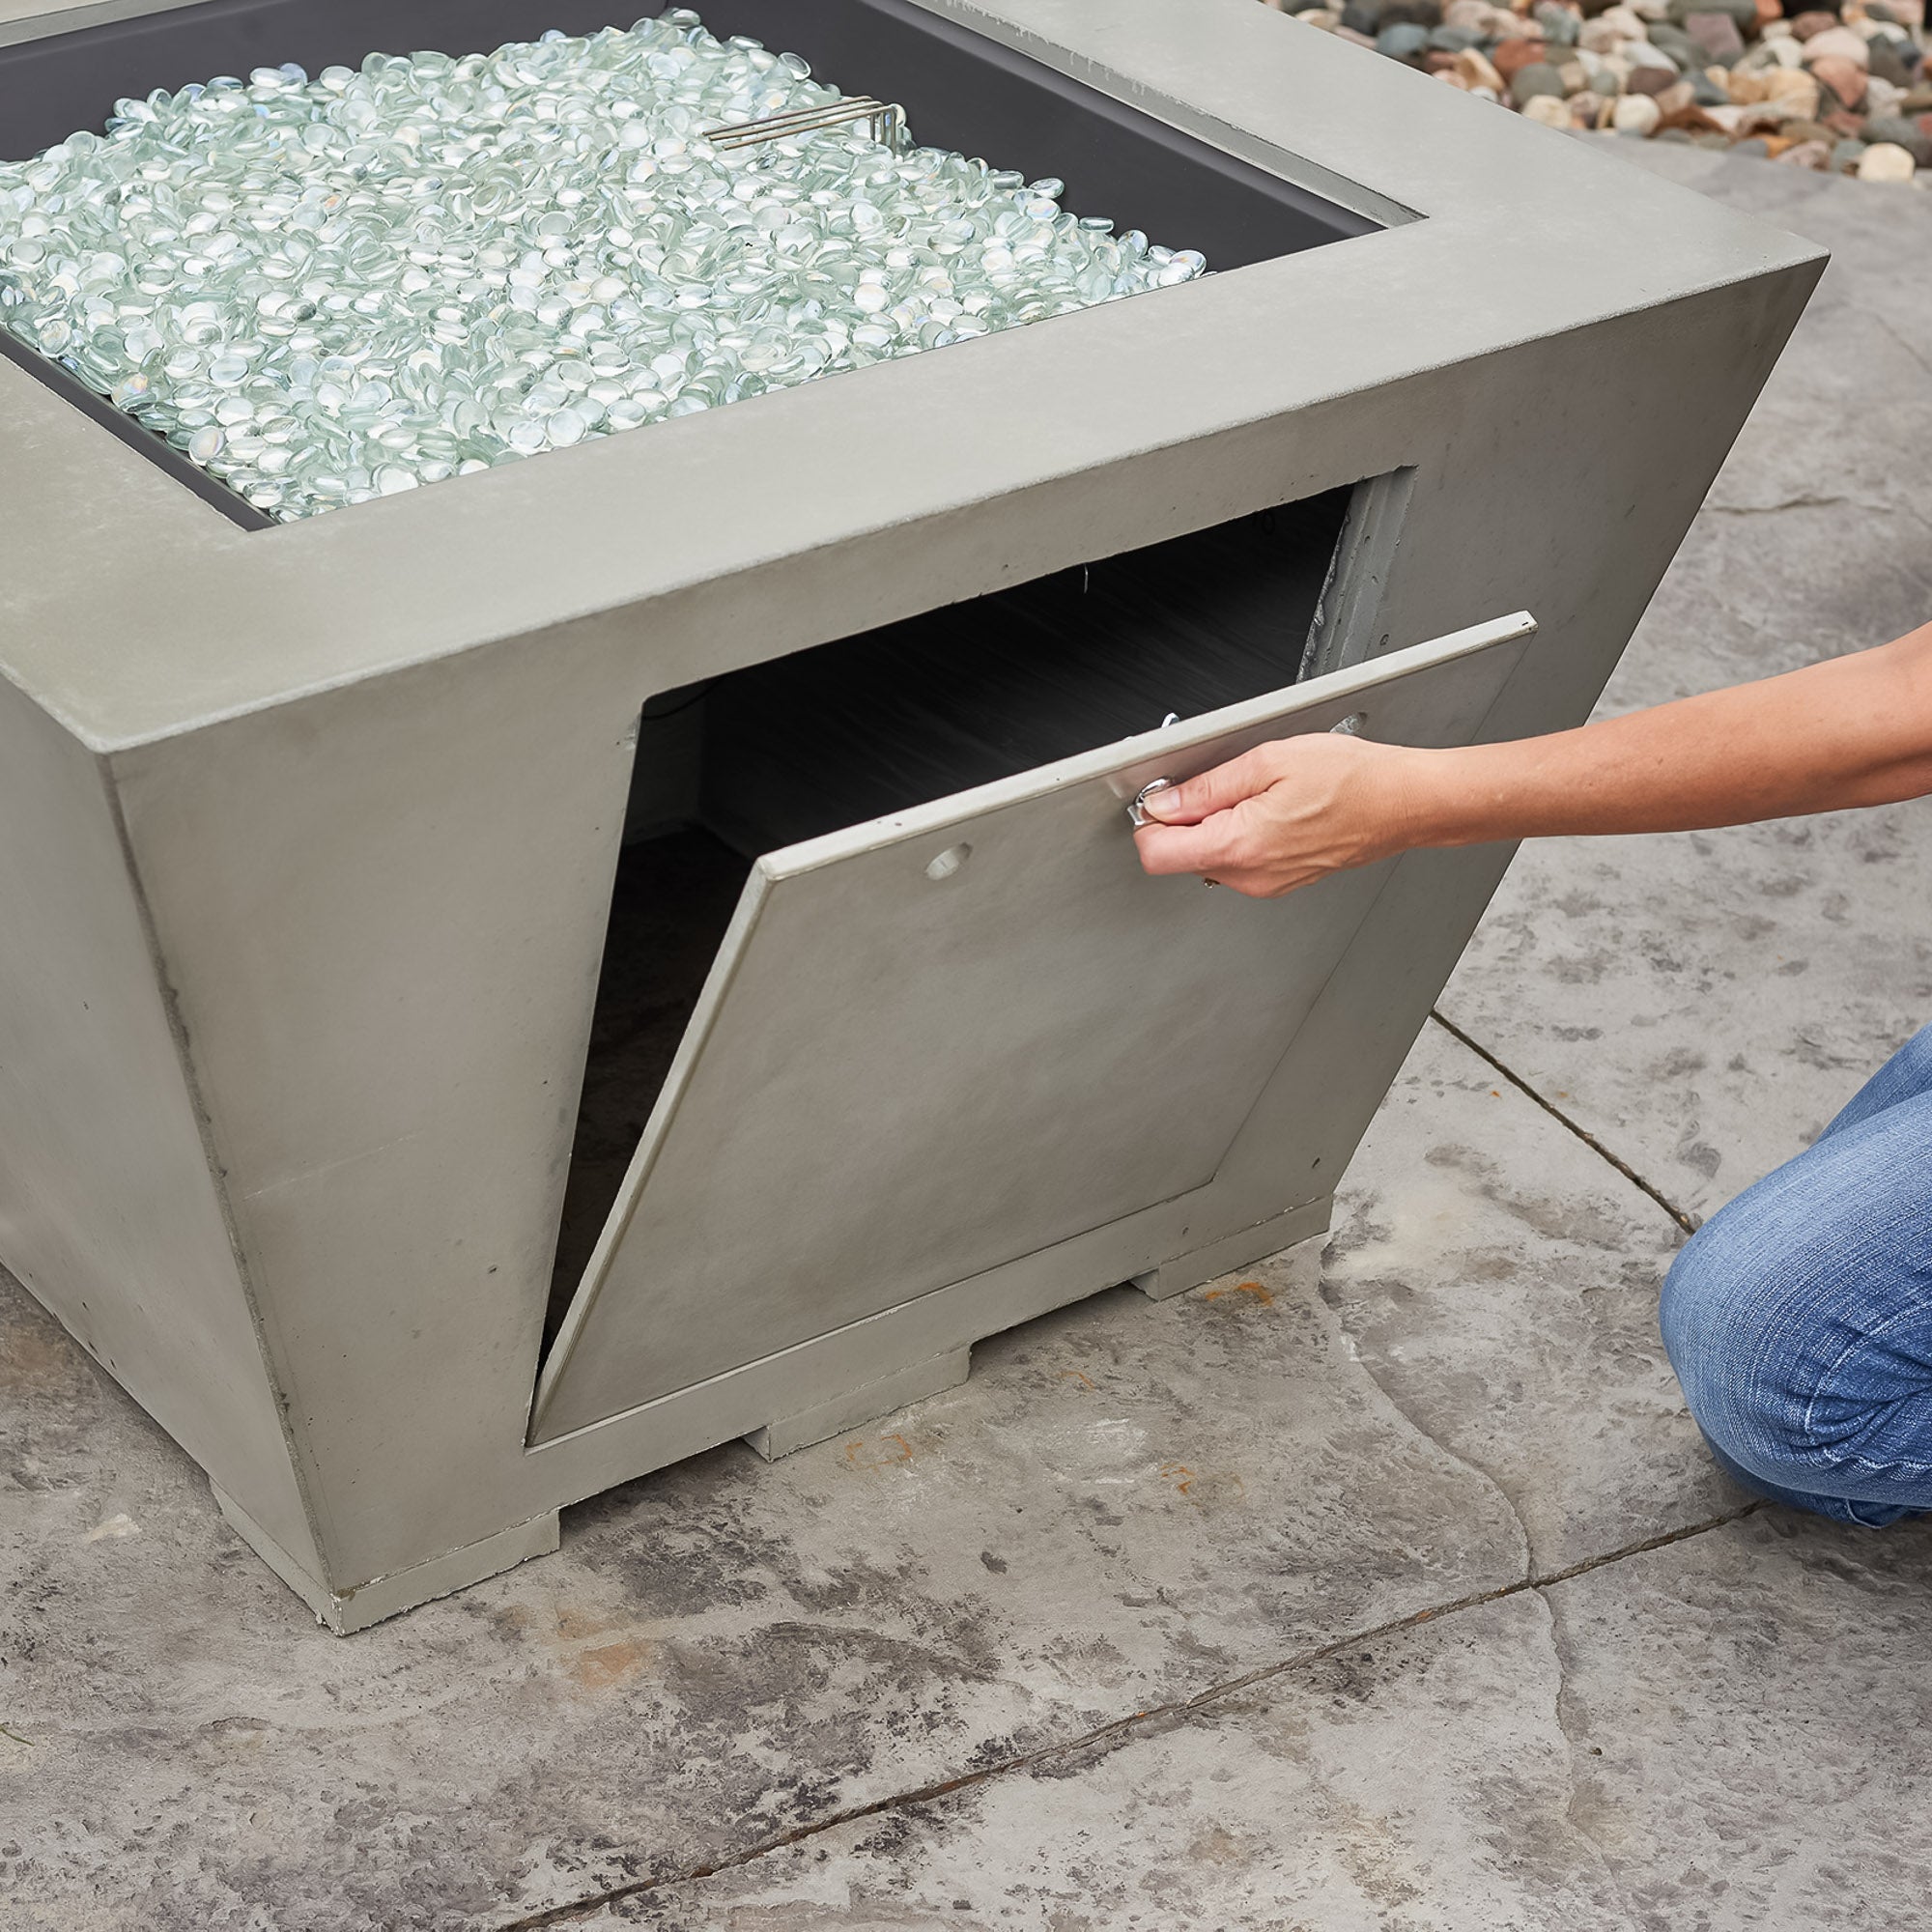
1322;1020;1742;1578
585;1510;1932;1931
1441;154;1932;1222
1542;1509;1932;1931
581;1592;1628;1931
1441;804;1932;1227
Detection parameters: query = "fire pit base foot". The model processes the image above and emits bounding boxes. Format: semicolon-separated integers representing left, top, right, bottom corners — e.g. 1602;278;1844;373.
212;1485;560;1635
1130;1196;1334;1303
744;1346;974;1463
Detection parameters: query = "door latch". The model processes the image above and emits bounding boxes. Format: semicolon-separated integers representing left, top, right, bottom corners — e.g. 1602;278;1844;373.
1126;778;1176;829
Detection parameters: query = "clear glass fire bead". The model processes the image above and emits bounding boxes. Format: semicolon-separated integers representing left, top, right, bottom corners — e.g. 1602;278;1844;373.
0;12;1208;522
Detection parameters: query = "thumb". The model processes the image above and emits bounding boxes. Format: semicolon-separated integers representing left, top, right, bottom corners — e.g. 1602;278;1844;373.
1139;744;1282;826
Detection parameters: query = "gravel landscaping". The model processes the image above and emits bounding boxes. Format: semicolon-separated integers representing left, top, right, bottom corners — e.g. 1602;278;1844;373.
1266;0;1931;181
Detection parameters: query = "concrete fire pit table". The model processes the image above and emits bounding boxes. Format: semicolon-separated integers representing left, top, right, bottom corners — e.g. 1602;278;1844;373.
0;0;1820;1628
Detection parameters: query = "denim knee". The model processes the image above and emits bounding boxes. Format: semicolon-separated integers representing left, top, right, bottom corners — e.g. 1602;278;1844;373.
1659;1198;1801;1477
1659;1119;1932;1527
1659;1176;1896;1498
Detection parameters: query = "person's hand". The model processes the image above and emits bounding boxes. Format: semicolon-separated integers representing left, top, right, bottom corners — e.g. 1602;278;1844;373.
1132;732;1435;897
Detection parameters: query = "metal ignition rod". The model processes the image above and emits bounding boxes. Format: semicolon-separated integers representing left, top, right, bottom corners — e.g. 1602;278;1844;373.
701;96;906;152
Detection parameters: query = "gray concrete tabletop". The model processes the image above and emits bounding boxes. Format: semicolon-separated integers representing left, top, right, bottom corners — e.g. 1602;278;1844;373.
4;143;1930;1932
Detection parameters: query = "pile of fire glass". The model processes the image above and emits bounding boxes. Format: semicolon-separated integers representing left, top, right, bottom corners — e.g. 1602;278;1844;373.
0;11;1208;521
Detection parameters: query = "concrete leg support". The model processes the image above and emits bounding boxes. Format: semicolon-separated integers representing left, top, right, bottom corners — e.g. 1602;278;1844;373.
1133;1196;1333;1302
744;1346;974;1461
213;1486;561;1634
743;1201;1332;1463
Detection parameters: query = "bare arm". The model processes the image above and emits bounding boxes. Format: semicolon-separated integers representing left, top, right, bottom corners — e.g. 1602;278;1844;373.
1134;621;1932;897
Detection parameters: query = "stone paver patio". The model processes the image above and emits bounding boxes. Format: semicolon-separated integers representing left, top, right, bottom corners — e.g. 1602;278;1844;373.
3;142;1929;1931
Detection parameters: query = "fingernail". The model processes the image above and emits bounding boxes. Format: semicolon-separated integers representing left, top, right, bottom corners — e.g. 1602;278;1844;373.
1141;791;1180;821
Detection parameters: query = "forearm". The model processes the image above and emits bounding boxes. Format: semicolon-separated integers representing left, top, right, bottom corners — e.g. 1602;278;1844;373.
1133;620;1932;898
1405;622;1932;848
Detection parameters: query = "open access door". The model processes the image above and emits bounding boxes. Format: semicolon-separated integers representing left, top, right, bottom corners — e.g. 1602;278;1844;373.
532;612;1535;1442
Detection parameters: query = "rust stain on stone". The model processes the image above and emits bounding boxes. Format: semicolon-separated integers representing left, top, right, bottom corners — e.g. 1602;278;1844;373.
569;1638;652;1691
1203;1279;1273;1308
0;1324;73;1390
843;1434;914;1471
1158;1462;1248;1510
497;1601;656;1692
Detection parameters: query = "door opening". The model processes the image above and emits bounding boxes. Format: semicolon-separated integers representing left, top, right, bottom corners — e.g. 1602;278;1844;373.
543;481;1358;1344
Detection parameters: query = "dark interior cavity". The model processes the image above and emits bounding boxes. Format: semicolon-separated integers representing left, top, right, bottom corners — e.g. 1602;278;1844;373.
546;825;753;1315
0;0;1376;528
545;483;1354;1335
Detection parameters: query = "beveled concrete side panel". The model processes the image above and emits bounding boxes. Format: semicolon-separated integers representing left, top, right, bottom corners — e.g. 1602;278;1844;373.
1209;259;1824;1234
0;675;315;1569
105;641;640;1590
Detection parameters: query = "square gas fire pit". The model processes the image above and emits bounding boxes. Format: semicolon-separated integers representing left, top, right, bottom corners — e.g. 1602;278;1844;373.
0;0;1820;1629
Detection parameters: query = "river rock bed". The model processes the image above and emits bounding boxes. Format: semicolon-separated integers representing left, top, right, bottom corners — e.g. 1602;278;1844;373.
1270;0;1931;181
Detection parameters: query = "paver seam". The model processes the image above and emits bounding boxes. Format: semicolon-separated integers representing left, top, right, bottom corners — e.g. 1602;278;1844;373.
1704;496;1861;517
1318;1182;1690;1932
1872;314;1932;387
494;1502;1766;1929
1311;1243;1542;1571
1429;1009;1700;1236
1534;1584;1643;1929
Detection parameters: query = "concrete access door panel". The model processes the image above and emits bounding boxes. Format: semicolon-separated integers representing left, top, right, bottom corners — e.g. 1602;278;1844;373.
531;613;1535;1442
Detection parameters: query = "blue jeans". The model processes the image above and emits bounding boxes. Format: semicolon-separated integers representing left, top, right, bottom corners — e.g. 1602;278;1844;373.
1661;1021;1932;1527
